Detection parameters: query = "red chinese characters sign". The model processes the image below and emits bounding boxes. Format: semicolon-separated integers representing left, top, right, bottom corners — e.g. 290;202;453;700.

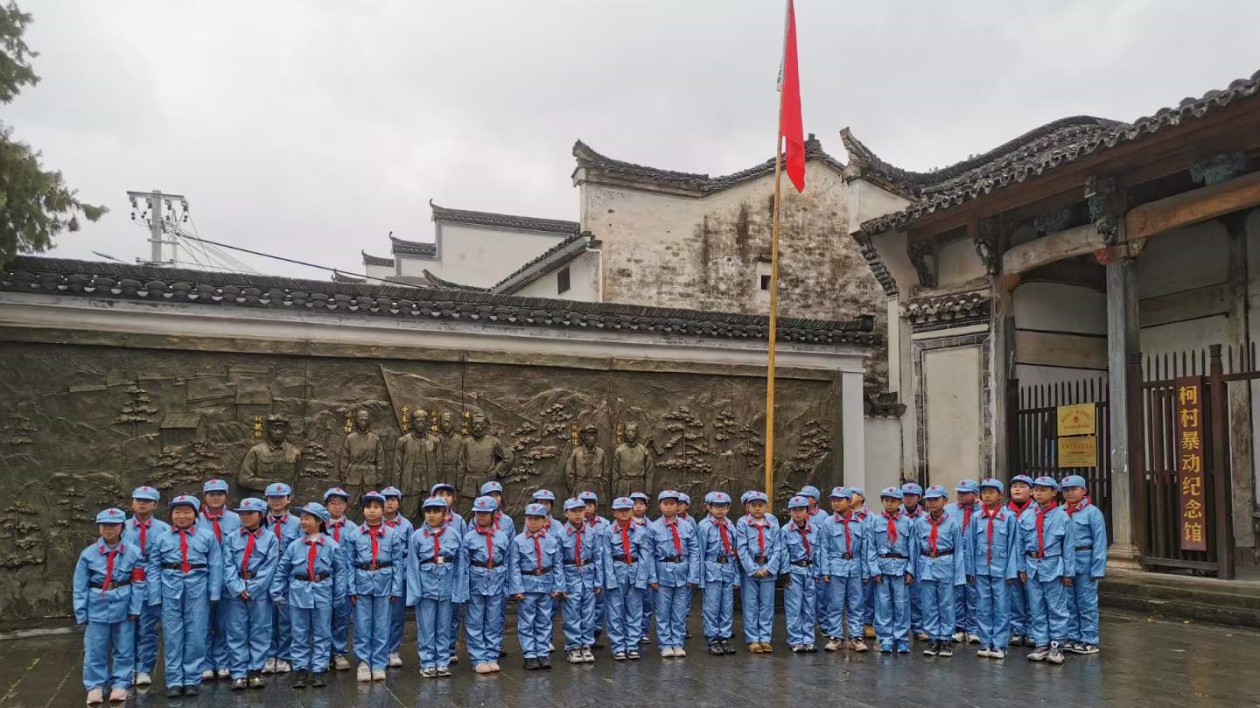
1174;377;1207;552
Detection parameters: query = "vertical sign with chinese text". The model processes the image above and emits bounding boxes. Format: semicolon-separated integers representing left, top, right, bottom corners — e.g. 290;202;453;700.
1174;377;1207;552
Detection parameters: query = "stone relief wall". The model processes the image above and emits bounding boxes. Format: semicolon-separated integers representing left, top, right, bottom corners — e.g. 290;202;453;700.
0;342;839;621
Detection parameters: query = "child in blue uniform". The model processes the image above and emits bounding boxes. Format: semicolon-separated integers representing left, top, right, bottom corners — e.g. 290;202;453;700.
951;480;981;645
122;485;168;688
221;497;280;690
782;496;824;653
912;485;965;658
1018;476;1075;665
579;491;609;647
603;496;653;660
508;503;566;670
264;482;302;674
629;490;653;644
871;487;917;653
559;497;605;663
274;502;346;688
481;481;516;537
459;495;512;674
381;486;413;668
647;490;698;657
695;491;738;656
899;482;927;640
147;495;223;698
76;507;145;706
736;490;781;653
348;491;404;682
1061;475;1106;656
407;496;466;678
821;486;874;652
1006;474;1035;646
198;478;240;682
848;487;877;637
323;486;358;672
966;479;1019;660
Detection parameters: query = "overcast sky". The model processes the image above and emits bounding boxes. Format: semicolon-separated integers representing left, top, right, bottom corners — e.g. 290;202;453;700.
10;0;1260;278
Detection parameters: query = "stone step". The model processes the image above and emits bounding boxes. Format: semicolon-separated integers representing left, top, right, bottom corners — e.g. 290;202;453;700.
1101;590;1260;629
1100;577;1260;611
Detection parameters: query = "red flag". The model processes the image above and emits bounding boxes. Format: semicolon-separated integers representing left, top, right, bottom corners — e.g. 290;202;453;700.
779;0;805;192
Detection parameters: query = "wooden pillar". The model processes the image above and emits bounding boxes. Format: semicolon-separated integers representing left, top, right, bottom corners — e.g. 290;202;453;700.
1224;211;1256;557
1106;257;1142;565
990;281;1016;477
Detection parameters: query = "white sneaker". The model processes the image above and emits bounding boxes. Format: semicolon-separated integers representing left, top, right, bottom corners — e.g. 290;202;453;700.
201;669;214;681
567;650;585;664
387;652;402;668
951;631;965;642
977;647;993;658
333;655;351;670
547;642;556;653
967;633;981;645
372;669;387;681
475;663;495;674
86;687;104;706
357;663;372;682
216;669;230;680
661;646;676;658
275;660;291;673
991;649;1006;660
133;673;152;687
824;637;842;652
489;662;501;672
107;687;128;703
262;658;276;675
673;647;686;658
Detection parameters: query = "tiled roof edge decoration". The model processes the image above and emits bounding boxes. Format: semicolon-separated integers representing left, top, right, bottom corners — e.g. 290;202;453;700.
903;290;991;331
852;231;898;297
853;68;1260;235
865;391;906;419
390;236;437;258
1;257;880;346
490;233;590;295
421;269;488;292
573;135;845;195
331;270;366;284
361;250;393;267
430;201;579;235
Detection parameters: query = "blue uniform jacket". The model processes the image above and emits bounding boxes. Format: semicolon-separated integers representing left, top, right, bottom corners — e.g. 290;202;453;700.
274;534;347;609
383;515;414;543
506;529;566;596
646;516;699;588
964;506;1020;580
406;524;465;603
123;516;170;605
266;513;304;554
494;511;516;538
222;526;280;600
74;539;145;623
693;517;740;587
347;523;405;598
734;516;782;578
602;519;654;590
326;516;360;548
559;521;606;591
911;512;966;586
1067;502;1108;579
871;510;918;578
781;519;825;578
820;512;875;579
146;524;224;604
197;508;242;544
1018;504;1077;581
458;525;512;597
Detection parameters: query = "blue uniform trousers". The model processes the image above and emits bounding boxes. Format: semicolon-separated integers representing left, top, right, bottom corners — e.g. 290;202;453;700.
1026;578;1069;647
135;604;161;673
290;605;332;673
784;574;817;647
1067;573;1100;645
270;604;292;661
416;598;454;669
516;594;553;659
863;581;875;626
655;586;689;648
740;577;775;644
826;575;864;640
974;576;1010;649
605;583;643;654
954;582;978;634
918;579;954;642
563;587;597;651
466;593;506;665
388;598;406;655
449;602;464;657
910;577;924;635
701;581;733;641
225;596;272;679
641;587;655;640
1008;577;1029;639
161;593;209;687
593;588;605;639
332;596;352;659
204;600;231;672
83;620;134;691
874;575;911;648
353;596;392;671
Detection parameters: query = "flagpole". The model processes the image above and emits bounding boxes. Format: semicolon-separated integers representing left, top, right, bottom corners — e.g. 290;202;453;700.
764;1;790;510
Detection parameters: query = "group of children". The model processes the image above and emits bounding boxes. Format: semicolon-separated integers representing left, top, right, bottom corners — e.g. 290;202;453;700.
74;473;1107;705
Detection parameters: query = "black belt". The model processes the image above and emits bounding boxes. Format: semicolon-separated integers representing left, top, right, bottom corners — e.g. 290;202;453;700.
89;580;131;589
880;553;908;559
1075;546;1093;551
419;557;450;565
293;573;331;582
611;555;637;563
355;562;393;570
789;559;814;568
837;552;854;560
713;556;730;564
522;567;553;576
660;556;685;563
1026;551;1059;559
924;550;953;558
563;559;592;566
162;563;206;571
753;555;769;564
471;560;504;569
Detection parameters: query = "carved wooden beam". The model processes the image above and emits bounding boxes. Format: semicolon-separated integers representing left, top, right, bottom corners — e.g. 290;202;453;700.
1125;170;1260;242
1002;223;1105;276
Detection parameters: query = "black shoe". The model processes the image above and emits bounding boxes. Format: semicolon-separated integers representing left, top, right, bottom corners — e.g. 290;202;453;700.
538;656;552;670
312;672;327;688
938;641;954;658
291;671;308;689
524;657;540;670
166;687;183;698
499;649;509;658
592;641;605;650
685;630;693;639
183;685;200;696
231;678;248;690
923;641;939;657
708;641;724;656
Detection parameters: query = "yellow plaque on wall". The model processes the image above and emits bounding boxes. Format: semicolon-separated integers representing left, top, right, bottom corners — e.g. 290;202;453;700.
1057;403;1096;437
1058;435;1097;468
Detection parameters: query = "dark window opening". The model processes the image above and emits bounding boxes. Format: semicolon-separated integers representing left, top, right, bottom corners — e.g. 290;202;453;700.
760;274;772;291
557;267;571;294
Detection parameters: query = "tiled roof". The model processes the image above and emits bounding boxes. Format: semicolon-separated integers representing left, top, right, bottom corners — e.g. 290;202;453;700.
572;135;846;196
421;269;487;293
865;392;906;419
490;233;590;295
430;202;579;236
1;258;879;347
390;236;437;258
902;290;991;331
361;251;393;267
331;270;366;284
852;68;1260;235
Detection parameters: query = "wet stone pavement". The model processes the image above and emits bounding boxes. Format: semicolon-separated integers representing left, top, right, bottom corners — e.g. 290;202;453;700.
4;609;1260;708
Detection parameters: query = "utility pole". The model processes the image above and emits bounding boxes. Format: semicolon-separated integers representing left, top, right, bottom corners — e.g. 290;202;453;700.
128;189;186;266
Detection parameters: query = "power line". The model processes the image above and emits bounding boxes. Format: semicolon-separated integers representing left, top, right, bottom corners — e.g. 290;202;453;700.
176;233;424;289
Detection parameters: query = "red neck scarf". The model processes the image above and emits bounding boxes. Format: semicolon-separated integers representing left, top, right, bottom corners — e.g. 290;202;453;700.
883;510;901;544
1036;502;1058;556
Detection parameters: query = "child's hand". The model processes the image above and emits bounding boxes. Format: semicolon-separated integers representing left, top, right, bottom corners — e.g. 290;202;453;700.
594;587;602;595
350;595;358;605
822;575;831;583
1061;576;1074;587
871;575;881;584
1006;578;1015;585
128;615;137;622
1018;571;1028;584
782;577;791;587
650;583;659;590
513;593;525;601
967;576;975;584
903;573;913;585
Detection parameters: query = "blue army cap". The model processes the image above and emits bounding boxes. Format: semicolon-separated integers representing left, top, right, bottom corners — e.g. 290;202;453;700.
798;485;821;500
955;479;980;494
563;498;585;512
1010;474;1035;488
532;489;556;502
923;485;948;500
746;491;769;504
901;482;924;496
235;498;268;514
708;491;732;505
739;491;753;504
579;491;599;503
297;502;329;522
611;497;634;511
829;486;852;499
382;486;403;499
265;482;292;498
203;478;229;494
524;503;548;517
677;493;691;505
787;495;810;510
323;487;349;502
131;486;160;502
658;490;680;501
979;478;1005;494
168;494;201;512
879;486;903;500
629;492;650;503
1032;476;1060;491
360;491;386;507
472;496;499;513
1060;475;1088;490
480;481;504;495
429;483;455;496
95;507;127;524
422;496;449;510
848;487;866;499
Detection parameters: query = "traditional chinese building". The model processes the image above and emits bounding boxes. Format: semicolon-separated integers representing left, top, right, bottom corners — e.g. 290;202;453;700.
849;68;1260;577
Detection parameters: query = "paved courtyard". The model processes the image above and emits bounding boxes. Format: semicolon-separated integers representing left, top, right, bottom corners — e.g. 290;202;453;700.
4;609;1259;708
